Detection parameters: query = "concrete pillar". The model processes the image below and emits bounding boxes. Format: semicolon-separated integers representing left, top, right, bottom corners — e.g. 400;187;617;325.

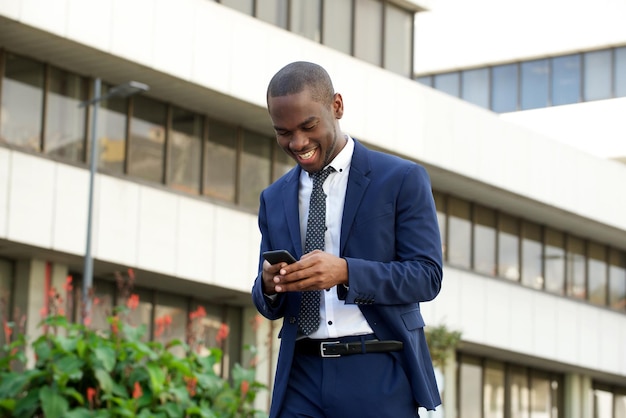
564;372;594;418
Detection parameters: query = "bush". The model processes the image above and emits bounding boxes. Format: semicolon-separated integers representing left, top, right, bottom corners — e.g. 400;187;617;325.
0;313;267;418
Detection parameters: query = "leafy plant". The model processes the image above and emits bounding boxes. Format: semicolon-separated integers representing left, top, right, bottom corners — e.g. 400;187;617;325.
0;273;267;418
425;324;462;370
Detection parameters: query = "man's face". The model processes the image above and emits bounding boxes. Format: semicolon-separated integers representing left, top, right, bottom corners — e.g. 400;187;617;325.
268;88;344;174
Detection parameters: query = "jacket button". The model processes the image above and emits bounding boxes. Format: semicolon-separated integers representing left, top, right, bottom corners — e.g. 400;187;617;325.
289;317;296;324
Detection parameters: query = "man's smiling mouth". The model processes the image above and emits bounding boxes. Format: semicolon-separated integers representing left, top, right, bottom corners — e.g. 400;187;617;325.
299;149;316;160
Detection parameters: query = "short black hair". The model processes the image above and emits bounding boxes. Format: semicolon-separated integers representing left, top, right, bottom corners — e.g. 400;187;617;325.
267;61;335;106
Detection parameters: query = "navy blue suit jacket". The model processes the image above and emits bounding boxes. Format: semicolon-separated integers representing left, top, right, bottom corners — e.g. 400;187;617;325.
252;140;443;416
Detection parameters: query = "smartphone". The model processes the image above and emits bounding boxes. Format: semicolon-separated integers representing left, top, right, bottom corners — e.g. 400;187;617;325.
263;250;297;265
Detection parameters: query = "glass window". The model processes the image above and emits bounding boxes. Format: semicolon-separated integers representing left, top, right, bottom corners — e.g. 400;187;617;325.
521;222;543;290
529;371;552;418
222;306;243;379
220;0;253;14
272;142;295;181
608;249;626;311
498;214;520;281
97;83;128;174
416;75;433;87
492;64;518;113
474;206;496;276
510;366;530;418
462;68;490;109
168;107;202;194
544;229;565;295
521;59;549;110
257;0;288;28
0;259;14;348
354;0;383;66
588;242;607;306
239;131;271;209
204;120;237;202
91;279;115;332
384;3;412;77
128;96;166;183
290;0;320;41
448;197;471;269
45;67;86;161
433;192;447;262
188;301;227;374
584;50;612;101
154;293;188;356
552;54;581;106
565;236;586;300
322;0;352;55
594;387;613;418
485;361;505;418
459;355;483;418
0;53;44;150
434;72;460;97
615;47;626;97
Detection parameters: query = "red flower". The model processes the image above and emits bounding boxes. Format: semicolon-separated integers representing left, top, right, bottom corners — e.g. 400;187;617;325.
154;314;173;338
240;380;250;397
126;294;140;310
189;306;206;320
87;387;96;408
127;268;135;280
133;382;143;399
184;376;198;397
216;323;230;344
64;275;73;292
2;320;11;343
111;316;120;336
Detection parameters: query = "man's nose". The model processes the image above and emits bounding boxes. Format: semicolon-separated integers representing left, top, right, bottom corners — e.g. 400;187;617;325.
290;130;308;150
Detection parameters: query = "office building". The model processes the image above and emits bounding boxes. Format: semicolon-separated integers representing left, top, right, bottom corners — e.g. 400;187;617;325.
1;0;624;416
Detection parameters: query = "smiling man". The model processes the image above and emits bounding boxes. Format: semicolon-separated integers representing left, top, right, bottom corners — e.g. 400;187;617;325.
252;61;443;418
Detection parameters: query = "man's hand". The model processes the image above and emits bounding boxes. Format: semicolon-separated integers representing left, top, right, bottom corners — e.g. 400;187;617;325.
268;250;348;293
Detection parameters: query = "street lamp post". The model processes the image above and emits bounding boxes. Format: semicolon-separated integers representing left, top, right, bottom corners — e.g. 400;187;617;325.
79;78;149;324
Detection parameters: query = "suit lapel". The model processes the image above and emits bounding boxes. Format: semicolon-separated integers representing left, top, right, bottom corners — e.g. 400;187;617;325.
340;140;371;254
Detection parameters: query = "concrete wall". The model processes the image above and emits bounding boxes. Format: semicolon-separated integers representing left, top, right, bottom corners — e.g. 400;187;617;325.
2;0;626;232
0;148;260;294
422;267;626;379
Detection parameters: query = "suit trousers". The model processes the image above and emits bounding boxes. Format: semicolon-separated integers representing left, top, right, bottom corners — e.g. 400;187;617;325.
278;335;419;418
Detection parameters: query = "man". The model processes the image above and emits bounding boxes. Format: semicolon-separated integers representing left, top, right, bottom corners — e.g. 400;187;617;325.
252;61;443;418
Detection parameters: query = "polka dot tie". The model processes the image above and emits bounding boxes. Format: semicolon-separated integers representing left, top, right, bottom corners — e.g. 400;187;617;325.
299;166;335;336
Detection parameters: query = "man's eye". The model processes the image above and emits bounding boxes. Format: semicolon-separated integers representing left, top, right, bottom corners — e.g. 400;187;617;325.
303;125;315;131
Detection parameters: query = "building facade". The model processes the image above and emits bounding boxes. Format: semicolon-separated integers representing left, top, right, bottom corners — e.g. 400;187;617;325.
0;0;625;417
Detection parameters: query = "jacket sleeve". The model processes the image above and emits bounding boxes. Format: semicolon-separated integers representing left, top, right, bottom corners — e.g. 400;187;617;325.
251;189;288;320
342;163;443;306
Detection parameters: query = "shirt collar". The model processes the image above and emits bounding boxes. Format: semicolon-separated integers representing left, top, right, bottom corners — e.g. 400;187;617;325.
311;134;353;177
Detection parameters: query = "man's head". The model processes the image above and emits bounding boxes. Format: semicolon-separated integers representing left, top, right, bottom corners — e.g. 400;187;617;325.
267;61;346;174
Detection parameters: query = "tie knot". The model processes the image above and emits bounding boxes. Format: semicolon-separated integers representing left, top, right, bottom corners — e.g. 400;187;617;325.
311;166;335;189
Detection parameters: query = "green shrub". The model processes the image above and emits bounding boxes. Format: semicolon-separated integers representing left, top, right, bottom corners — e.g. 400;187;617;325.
0;314;266;418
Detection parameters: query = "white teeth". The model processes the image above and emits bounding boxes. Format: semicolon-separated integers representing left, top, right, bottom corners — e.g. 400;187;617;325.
299;149;315;160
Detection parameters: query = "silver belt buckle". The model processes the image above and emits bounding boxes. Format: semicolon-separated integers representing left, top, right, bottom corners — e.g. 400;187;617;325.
320;341;341;358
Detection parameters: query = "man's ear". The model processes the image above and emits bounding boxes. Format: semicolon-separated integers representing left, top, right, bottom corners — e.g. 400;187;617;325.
333;92;344;119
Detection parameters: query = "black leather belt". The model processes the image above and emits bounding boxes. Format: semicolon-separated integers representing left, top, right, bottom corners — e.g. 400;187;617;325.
295;337;403;358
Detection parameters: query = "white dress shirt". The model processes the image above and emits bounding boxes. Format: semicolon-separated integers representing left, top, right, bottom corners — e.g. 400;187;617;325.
298;135;374;339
